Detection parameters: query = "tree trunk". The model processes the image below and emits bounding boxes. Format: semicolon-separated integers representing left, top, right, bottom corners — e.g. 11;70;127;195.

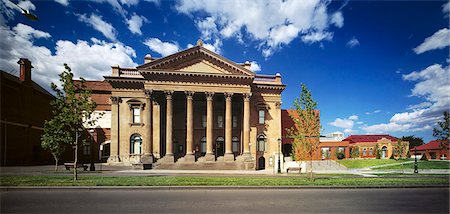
53;155;59;172
74;132;78;181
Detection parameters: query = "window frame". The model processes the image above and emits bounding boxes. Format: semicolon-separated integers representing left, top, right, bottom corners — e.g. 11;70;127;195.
256;135;266;152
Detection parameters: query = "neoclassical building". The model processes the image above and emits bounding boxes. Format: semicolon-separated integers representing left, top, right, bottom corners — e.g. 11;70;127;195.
104;41;285;170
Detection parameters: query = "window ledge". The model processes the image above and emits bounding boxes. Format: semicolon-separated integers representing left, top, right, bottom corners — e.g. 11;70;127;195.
129;123;144;127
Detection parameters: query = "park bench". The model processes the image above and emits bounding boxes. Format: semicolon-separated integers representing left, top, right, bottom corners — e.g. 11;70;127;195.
286;167;302;173
64;163;88;171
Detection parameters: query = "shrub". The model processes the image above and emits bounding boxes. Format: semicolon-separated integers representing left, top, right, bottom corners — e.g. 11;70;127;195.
389;155;394;159
335;150;345;160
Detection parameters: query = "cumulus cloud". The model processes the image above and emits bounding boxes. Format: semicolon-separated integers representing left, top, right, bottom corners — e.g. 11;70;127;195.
443;1;450;16
17;0;36;12
77;13;117;41
365;110;381;115
175;0;344;57
249;61;261;72
362;63;450;133
143;38;180;57
329;115;359;133
413;28;450;54
0;23;137;93
346;37;360;48
55;0;69;6
126;14;148;35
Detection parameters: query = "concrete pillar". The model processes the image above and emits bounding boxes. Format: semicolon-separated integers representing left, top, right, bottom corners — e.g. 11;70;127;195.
224;92;234;161
161;90;174;163
142;90;153;164
243;93;251;155
152;101;161;159
184;91;195;162
108;96;121;163
205;92;215;161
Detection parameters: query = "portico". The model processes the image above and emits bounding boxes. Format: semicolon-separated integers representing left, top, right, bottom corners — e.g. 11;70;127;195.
105;41;285;170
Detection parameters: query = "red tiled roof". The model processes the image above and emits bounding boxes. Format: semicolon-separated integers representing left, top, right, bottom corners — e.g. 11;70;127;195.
411;140;448;151
343;135;398;144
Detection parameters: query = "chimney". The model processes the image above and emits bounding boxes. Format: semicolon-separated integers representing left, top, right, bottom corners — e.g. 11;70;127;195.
144;54;153;64
275;73;281;83
17;58;32;84
111;65;120;77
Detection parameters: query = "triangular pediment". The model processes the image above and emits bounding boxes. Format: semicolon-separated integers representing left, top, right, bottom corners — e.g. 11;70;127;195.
137;46;255;76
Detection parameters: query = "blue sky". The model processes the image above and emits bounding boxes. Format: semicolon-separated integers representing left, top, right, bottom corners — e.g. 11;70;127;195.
1;0;449;142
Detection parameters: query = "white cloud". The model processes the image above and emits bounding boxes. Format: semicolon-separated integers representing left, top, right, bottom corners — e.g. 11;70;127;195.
443;1;450;16
175;0;344;57
143;38;180;57
17;0;36;12
55;0;69;6
343;129;355;133
301;31;333;44
413;28;450;54
363;63;450;134
346;37;360;48
330;11;343;28
348;115;358;121
329;118;354;129
249;61;261;72
365;110;381;115
77;13;117;41
202;39;222;54
92;0;128;18
126;14;148;35
0;23;137;93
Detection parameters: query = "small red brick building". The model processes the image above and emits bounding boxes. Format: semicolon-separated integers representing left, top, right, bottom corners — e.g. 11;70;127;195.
410;140;449;160
344;135;409;159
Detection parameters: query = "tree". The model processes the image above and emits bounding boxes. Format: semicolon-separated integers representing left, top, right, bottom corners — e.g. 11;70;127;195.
286;84;321;181
335;149;345;160
433;111;450;149
401;135;424;149
41;64;98;179
374;144;381;159
350;146;360;158
393;139;407;160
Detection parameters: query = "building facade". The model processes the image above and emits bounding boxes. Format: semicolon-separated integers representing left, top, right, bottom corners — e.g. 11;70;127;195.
410;140;449;160
344;135;409;159
104;42;285;170
1;58;55;165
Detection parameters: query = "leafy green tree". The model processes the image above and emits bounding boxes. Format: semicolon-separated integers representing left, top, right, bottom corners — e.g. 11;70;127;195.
41;64;98;179
401;135;424;149
335;149;345;160
433;111;450;148
286;84;321;181
350;146;360;158
393;139;407;160
374;144;381;159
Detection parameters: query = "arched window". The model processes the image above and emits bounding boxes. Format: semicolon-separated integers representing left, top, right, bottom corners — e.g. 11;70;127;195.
232;136;239;153
363;148;367;156
257;135;265;152
369;148;373;156
382;146;387;158
130;134;142;154
200;137;206;154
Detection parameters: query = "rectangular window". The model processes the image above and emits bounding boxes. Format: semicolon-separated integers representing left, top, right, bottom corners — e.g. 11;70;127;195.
257;139;265;152
232;141;239;152
133;108;140;123
83;145;90;156
201;142;206;153
217;115;223;128
233;116;238;128
258;110;265;124
202;115;207;128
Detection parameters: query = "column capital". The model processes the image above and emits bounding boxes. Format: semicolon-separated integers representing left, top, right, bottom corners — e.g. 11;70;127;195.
206;92;214;101
243;93;252;101
144;89;153;98
185;91;194;100
110;96;122;105
224;92;233;101
165;90;174;100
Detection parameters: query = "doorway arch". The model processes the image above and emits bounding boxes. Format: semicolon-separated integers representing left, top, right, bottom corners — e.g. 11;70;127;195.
382;146;387;158
258;157;265;170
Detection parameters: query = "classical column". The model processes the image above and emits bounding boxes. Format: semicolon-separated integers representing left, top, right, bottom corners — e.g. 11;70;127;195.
205;92;215;161
161;90;174;163
243;93;251;156
108;96;121;163
184;91;195;162
224;92;234;161
142;89;153;165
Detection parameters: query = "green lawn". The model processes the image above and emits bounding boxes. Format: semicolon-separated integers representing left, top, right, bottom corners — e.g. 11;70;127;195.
375;160;450;170
1;175;448;186
337;159;409;169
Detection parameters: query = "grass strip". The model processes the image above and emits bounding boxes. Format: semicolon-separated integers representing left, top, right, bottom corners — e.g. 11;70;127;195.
374;161;450;170
337;159;409;169
1;175;448;186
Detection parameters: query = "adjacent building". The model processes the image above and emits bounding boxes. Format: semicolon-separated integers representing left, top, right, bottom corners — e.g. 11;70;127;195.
0;58;54;165
410;140;449;160
344;135;409;159
103;41;285;170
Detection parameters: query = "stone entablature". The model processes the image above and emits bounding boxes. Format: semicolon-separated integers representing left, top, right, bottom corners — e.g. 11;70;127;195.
104;42;285;170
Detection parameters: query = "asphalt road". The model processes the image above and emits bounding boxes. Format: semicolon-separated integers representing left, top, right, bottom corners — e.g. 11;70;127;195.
1;188;449;213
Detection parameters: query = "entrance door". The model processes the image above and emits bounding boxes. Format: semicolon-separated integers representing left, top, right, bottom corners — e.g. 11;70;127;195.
382;146;387;158
215;137;224;157
258;157;265;170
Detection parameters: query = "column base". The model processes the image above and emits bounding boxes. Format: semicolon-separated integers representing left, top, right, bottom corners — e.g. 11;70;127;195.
107;155;121;164
236;152;253;162
204;153;216;162
141;154;154;164
224;153;235;162
177;154;195;163
159;154;174;163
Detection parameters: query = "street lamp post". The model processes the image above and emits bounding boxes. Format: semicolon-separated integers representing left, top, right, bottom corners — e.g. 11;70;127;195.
414;146;418;173
277;138;281;174
89;129;95;171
